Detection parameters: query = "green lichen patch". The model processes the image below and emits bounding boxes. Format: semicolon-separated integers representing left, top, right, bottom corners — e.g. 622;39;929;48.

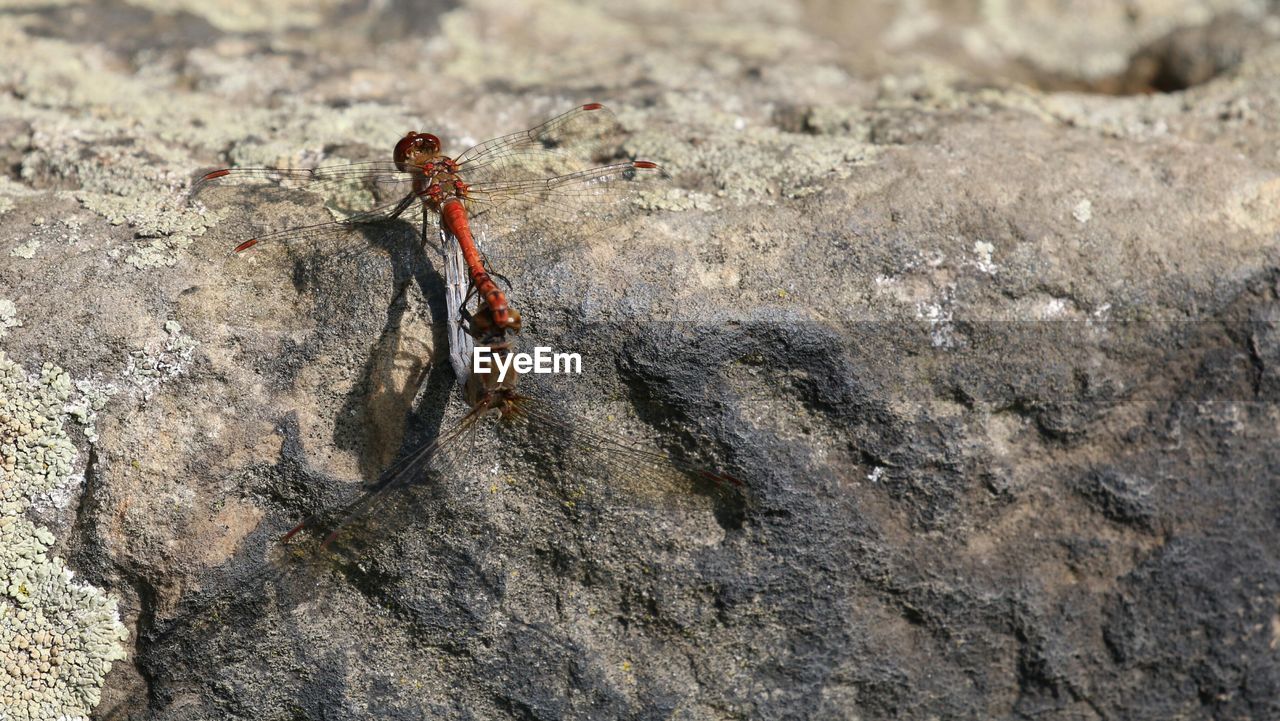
64;380;117;447
9;238;40;259
0;355;75;517
122;321;200;399
0;299;19;339
0;353;129;720
628;97;879;205
20;131;217;269
0;176;40;219
0;22;430;272
0;515;129;721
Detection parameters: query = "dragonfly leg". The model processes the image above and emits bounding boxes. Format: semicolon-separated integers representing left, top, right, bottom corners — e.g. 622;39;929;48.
461;276;480;306
476;249;516;292
459;306;476;336
457;278;481;336
490;269;515;292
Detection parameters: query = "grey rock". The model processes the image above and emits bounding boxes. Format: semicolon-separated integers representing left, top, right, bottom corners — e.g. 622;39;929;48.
0;1;1277;720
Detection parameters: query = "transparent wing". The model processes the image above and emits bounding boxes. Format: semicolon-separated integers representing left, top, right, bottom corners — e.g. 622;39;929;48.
282;406;489;547
442;227;476;384
191;159;423;254
226;193;420;255
189;162;412;200
467;160;670;272
190;103;669;292
500;392;743;515
454;103;630;180
452;103;671;271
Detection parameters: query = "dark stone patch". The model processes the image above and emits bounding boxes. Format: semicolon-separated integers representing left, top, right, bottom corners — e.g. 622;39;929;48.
1031;13;1275;95
17;0;221;55
1102;536;1280;719
1074;468;1156;530
333;0;459;42
1249;299;1280;399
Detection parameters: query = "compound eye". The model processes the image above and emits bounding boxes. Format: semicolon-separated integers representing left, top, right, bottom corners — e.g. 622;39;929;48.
418;133;441;153
393;133;420;165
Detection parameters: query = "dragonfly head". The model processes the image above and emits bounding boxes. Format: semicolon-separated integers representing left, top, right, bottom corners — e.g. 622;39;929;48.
394;131;442;170
466;305;521;340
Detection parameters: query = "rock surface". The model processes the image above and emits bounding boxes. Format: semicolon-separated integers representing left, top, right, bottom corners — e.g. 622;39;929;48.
1;1;1278;719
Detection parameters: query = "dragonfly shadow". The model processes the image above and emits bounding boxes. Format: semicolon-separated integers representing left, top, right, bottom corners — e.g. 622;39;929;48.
119;404;469;719
129;514;365;719
320;219;458;484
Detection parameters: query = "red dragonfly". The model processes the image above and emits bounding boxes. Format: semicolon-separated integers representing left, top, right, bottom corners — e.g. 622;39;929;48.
190;103;667;332
191;104;741;545
282;225;740;546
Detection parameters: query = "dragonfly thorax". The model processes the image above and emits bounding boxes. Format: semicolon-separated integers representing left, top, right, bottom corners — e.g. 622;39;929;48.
403;150;468;209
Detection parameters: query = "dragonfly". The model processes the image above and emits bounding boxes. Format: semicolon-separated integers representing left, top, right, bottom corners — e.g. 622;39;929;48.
190;104;741;545
189;103;668;334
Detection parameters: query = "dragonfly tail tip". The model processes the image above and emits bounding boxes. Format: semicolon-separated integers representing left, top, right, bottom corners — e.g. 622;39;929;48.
281;522;307;543
701;470;744;488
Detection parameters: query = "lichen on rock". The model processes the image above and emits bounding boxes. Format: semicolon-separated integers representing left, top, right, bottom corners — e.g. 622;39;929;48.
0;352;129;720
122;321;199;400
0;299;19;339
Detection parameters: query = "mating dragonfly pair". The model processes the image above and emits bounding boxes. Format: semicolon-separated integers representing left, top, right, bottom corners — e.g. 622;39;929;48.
191;103;742;545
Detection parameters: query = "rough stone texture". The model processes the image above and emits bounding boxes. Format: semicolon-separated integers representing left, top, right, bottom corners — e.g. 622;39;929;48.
0;1;1278;719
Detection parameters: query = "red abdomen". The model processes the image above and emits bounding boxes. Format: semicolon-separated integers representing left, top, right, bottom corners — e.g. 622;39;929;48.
440;199;511;328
